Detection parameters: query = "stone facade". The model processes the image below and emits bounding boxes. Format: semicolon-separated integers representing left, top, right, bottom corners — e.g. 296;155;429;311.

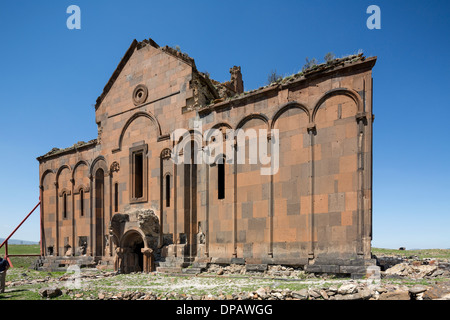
37;37;376;276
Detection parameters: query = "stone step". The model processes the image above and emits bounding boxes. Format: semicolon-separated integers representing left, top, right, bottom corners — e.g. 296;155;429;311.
192;262;209;269
246;264;268;272
156;267;183;273
182;267;203;274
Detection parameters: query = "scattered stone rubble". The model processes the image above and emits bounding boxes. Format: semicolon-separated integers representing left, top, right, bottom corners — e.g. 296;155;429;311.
383;262;448;279
205;264;310;278
8;255;450;300
7;271;117;288
71;281;450;301
375;255;450;278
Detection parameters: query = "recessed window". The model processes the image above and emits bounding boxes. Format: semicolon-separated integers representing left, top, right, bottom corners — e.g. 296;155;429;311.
130;144;148;203
134;153;143;198
166;174;171;207
218;158;225;200
80;189;84;217
63;193;68;219
114;183;119;212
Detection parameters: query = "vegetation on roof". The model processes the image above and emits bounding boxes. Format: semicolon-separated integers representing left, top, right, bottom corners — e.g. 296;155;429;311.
200;51;367;112
39;140;97;160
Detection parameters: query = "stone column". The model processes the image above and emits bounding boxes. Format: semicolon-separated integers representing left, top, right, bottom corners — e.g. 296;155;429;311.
307;123;317;260
268;131;274;258
54;181;59;256
70;178;75;256
141;248;154;273
356;111;371;259
114;247;124;273
39;185;45;256
233;137;238;258
88;174;93;257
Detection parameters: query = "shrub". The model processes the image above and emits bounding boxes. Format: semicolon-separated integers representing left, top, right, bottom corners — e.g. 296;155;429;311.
267;69;282;84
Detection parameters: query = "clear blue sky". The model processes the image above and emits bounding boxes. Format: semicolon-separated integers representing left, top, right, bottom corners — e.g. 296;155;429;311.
0;1;449;249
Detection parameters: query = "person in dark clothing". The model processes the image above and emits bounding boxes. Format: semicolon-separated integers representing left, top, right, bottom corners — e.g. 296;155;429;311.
0;257;10;293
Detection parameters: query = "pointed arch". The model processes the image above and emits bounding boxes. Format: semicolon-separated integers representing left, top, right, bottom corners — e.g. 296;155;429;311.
235;113;269;130
211;122;233;130
120;228;148;249
114;111;162;152
40;169;55;188
271;101;311;129
89;156;108;176
72;160;90;180
74;184;90;194
312;88;363;122
56;165;72;183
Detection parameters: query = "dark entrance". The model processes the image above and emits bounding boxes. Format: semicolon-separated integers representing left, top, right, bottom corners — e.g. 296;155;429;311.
133;240;144;271
121;231;144;273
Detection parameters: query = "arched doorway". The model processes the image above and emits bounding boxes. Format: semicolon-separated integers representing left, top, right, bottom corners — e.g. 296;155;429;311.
121;230;145;273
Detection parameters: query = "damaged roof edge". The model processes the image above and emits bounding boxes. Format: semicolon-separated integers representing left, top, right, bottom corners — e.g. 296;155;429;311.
199;54;377;114
37;139;98;162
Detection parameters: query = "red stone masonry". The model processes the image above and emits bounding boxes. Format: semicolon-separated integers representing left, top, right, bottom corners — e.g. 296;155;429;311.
37;37;376;275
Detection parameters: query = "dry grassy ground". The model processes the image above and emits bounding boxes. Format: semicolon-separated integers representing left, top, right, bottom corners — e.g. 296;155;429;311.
1;246;449;300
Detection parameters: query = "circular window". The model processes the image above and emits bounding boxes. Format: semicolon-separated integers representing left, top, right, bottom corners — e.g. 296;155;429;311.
132;84;148;106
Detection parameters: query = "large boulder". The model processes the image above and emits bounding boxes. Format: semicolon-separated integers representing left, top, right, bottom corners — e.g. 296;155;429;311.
39;287;62;299
384;263;438;279
378;290;410;300
423;282;450;300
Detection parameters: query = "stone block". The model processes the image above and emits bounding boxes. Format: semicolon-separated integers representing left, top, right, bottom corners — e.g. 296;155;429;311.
245;264;268;272
339;265;366;274
306;264;339;274
230;258;245;265
156;267;183;273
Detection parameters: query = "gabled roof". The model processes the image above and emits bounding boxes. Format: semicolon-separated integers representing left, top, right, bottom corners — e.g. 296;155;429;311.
94;37;200;110
95;39;139;110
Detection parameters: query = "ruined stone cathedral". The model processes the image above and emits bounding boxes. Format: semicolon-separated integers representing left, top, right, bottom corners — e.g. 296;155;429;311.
37;37;376;277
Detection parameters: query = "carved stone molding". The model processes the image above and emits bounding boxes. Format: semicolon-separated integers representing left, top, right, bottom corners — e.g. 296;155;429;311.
110;161;120;173
307;123;317;135
132;84;148;106
160;148;172;160
59;190;71;197
73;186;90;195
356;112;369;125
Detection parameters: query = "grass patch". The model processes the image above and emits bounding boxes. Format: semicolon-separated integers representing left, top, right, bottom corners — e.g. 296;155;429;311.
0;244;41;268
372;248;450;259
0;244;40;255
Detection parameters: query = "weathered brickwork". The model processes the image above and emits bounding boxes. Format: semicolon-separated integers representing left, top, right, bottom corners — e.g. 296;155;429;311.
37;37;376;275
